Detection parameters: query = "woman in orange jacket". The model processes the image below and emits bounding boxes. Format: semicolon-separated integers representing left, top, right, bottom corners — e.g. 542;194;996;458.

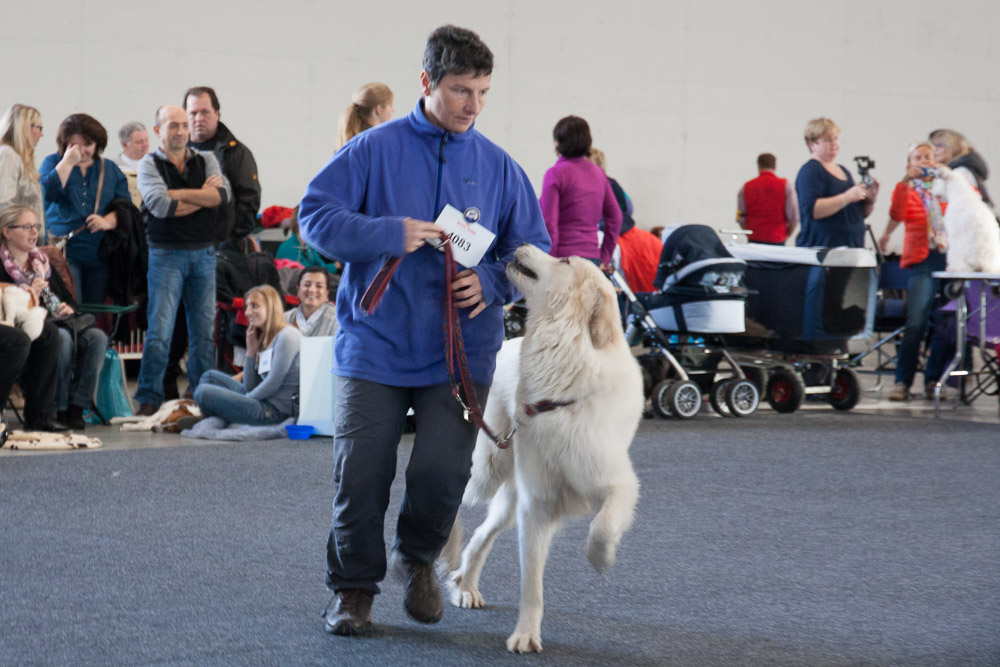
878;143;949;401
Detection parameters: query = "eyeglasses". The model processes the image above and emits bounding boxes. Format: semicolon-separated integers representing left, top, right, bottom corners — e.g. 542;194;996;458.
10;224;42;232
30;124;43;132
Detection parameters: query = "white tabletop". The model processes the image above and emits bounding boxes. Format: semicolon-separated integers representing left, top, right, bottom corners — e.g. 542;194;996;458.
931;271;1000;280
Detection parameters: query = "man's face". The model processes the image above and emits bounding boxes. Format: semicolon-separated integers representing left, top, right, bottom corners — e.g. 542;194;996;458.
123;129;149;160
186;93;220;142
156;106;190;152
421;71;491;134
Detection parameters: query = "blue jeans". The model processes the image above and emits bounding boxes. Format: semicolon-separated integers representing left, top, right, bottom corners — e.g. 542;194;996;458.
136;247;216;406
325;378;488;595
55;325;108;410
895;251;948;387
67;254;110;305
193;370;287;425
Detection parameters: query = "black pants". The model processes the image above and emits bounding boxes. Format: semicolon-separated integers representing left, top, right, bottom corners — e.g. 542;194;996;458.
325;378;487;595
1;320;61;426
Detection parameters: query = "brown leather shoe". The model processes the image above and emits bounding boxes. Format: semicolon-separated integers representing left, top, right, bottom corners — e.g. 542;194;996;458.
323;589;373;636
402;558;443;624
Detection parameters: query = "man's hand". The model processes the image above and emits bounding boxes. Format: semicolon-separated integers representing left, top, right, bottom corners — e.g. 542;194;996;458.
403;217;443;254
452;269;486;318
203;174;224;190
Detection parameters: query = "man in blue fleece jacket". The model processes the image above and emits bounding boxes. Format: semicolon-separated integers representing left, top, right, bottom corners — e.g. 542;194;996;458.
300;25;550;637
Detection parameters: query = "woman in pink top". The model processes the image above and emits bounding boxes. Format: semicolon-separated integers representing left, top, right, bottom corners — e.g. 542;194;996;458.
539;116;622;271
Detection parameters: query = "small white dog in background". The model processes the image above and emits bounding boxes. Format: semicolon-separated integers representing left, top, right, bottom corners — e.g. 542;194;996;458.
932;166;1000;273
0;283;47;340
442;245;643;653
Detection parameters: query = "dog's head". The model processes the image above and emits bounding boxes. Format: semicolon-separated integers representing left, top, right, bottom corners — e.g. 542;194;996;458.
507;244;621;349
931;165;953;199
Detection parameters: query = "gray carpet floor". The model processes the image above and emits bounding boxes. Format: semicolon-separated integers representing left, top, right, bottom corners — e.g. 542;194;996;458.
1;411;998;665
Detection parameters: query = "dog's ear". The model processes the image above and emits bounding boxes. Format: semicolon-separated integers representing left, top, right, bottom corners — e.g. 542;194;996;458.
588;285;619;349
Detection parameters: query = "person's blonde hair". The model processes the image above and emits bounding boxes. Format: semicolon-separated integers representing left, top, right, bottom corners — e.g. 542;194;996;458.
803;117;840;147
588;147;607;171
928;129;970;162
336;83;393;148
244;284;287;350
0;204;35;243
0;104;42;181
906;141;935;167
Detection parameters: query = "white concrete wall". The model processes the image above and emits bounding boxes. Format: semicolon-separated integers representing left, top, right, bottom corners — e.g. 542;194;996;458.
2;0;998;247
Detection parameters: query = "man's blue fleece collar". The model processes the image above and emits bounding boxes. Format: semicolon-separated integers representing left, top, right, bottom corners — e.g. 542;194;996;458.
406;98;477;143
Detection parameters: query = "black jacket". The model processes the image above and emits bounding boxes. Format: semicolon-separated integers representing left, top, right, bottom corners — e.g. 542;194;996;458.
190;122;261;241
99;197;148;307
950;149;994;209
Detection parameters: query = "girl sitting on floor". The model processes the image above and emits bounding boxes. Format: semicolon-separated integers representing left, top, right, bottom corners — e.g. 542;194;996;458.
194;285;301;425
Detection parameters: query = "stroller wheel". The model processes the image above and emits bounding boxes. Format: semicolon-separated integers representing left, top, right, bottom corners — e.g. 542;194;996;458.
710;379;735;417
766;368;805;413
650;380;675;419
828;367;861;411
666;380;703;419
726;379;760;417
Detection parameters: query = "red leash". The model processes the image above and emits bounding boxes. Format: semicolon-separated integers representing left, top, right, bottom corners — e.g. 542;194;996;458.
361;233;512;448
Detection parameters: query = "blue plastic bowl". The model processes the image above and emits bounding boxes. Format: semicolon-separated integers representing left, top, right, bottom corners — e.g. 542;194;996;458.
285;424;315;440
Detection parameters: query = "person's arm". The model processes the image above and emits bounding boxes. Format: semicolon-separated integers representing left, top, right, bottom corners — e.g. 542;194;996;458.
0;150;24;207
879;181;911;253
231;144;261;237
246;329;300;401
538;167;560;252
298;138;408;263
784;181;800;237
136;156;178;219
467;159;552;310
813;184;867;220
169;175;223;208
736;185;747;228
599;177;623;266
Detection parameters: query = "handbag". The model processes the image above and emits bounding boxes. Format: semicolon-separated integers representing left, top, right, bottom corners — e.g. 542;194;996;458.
52;159;105;255
88;347;133;422
52;312;96;335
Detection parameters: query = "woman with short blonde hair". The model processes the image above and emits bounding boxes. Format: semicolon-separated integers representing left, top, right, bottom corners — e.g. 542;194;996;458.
794;117;878;247
0;104;47;240
193;284;303;425
336;83;394;149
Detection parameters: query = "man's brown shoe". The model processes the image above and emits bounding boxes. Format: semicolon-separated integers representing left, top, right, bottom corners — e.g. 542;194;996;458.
323;589;374;636
402;558;443;624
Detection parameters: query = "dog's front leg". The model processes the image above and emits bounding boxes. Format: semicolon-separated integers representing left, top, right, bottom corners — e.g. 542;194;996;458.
449;480;517;609
586;473;640;571
506;500;559;653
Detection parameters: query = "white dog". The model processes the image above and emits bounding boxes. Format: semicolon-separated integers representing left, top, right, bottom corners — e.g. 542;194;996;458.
443;245;643;653
110;398;201;432
1;283;47;340
933;166;1000;273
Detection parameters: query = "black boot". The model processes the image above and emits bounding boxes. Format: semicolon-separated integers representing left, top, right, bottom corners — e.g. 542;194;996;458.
66;404;86;431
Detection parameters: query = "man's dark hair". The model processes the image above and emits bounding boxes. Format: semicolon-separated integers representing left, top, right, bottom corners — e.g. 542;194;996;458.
553;116;592;159
422;25;493;86
56;113;108;156
757;153;776;170
184;86;221;111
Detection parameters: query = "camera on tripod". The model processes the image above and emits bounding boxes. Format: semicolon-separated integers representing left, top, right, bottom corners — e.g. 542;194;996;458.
853;156;876;187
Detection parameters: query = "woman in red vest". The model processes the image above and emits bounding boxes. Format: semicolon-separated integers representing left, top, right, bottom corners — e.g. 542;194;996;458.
877;143;949;401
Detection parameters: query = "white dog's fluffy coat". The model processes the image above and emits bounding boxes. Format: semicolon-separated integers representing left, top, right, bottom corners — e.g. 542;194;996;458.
933;166;1000;273
442;245;644;653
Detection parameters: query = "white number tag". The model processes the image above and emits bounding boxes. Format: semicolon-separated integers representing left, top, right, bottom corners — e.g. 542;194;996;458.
258;348;273;375
430;204;495;268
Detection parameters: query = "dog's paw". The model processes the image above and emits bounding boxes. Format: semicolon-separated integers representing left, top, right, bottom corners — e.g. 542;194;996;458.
506;629;543;653
585;533;617;572
447;572;485;608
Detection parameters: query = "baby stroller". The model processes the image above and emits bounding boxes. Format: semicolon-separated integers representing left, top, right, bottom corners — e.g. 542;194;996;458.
618;224;760;418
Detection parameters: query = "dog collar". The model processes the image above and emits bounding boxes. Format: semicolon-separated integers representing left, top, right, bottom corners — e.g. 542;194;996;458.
522;399;577;417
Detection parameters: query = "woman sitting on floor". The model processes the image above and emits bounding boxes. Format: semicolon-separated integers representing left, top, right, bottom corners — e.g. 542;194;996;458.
285;266;337;337
194;285;301;425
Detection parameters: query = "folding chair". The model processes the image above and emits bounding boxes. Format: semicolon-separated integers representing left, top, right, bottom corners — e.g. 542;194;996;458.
851;256;911;389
